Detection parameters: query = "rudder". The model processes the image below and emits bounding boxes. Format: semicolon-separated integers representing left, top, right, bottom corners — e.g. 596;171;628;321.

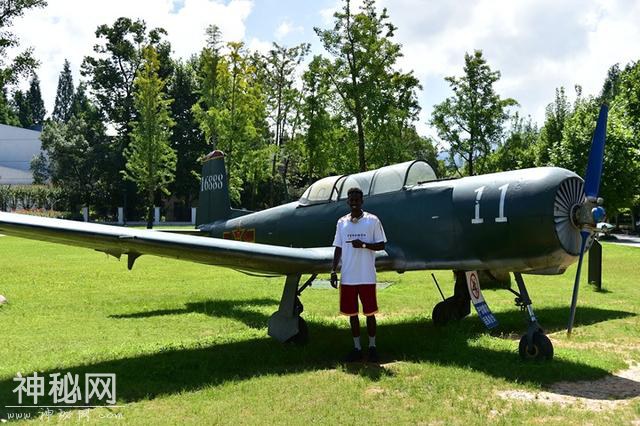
196;150;230;226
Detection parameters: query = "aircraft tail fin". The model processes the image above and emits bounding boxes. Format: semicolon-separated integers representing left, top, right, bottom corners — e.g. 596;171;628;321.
196;150;231;226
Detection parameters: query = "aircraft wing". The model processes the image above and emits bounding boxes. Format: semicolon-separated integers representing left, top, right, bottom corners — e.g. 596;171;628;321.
0;212;357;275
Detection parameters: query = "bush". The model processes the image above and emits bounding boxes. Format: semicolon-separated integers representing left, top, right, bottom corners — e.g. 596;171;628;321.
0;185;65;212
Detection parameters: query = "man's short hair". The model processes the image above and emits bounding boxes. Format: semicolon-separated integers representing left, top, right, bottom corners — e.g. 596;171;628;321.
347;187;363;198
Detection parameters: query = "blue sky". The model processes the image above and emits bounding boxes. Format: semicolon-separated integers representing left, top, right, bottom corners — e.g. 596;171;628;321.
9;0;640;138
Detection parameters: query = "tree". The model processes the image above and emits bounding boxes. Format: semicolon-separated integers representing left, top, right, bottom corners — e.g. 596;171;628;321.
431;50;517;176
26;74;45;125
123;45;176;229
167;59;206;212
192;24;224;148
315;0;421;171
194;41;270;207
262;42;310;203
81;17;172;216
52;59;75;122
487;113;538;172
81;17;171;136
0;0;47;125
300;55;340;180
549;94;639;214
37;116;109;213
536;87;570;166
12;89;31;127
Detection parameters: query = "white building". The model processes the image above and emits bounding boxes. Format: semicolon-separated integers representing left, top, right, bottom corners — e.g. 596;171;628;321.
0;124;42;185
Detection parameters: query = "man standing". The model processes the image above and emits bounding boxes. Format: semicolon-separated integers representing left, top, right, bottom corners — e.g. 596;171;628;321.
330;187;387;363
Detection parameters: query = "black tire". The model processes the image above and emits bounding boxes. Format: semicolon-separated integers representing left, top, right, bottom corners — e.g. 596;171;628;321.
432;300;451;326
519;332;554;361
287;317;309;345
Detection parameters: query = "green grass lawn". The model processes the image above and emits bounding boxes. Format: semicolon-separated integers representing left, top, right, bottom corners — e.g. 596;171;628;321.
0;236;639;424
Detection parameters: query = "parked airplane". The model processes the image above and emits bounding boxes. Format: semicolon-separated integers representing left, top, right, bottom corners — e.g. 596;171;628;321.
0;106;609;361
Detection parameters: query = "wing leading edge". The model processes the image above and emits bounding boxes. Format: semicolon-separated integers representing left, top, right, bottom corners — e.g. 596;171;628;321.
0;212;353;275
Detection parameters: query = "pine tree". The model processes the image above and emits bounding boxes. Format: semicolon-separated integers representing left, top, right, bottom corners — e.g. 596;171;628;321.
52;59;75;122
26;75;46;126
13;90;32;128
123;45;176;229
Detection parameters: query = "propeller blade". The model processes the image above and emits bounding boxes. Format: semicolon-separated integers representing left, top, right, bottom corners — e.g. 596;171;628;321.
584;104;608;199
567;230;590;335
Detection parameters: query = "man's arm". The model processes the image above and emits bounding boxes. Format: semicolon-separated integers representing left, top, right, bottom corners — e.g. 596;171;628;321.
330;247;341;288
350;239;385;250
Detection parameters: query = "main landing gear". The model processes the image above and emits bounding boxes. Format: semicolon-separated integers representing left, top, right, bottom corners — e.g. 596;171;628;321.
267;273;316;345
432;271;471;325
511;273;553;361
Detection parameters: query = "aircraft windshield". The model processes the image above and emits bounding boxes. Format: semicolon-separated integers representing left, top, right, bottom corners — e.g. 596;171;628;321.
298;175;343;206
298;160;437;206
338;170;376;199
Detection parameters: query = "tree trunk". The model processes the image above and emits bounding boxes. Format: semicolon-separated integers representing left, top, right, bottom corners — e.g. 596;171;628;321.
146;190;154;229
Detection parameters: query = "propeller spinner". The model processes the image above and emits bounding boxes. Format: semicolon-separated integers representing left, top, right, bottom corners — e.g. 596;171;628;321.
567;104;609;335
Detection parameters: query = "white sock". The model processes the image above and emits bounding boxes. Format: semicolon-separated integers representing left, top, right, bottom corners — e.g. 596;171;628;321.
369;336;376;347
353;337;361;350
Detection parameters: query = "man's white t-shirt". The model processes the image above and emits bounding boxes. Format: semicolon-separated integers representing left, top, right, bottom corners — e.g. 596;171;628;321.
332;212;387;285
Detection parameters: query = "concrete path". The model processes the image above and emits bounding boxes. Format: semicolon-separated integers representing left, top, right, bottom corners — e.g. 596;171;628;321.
603;234;640;248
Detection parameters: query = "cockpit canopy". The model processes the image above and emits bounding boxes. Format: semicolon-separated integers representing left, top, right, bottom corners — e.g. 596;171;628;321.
298;160;436;206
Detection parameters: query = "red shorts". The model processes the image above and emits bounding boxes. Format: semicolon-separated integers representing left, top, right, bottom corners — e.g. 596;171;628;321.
340;284;378;316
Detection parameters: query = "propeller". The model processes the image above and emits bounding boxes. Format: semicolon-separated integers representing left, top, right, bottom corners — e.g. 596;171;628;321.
567;104;609;336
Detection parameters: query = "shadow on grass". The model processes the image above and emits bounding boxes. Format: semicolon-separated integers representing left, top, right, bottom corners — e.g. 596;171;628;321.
1;301;636;419
109;298;276;329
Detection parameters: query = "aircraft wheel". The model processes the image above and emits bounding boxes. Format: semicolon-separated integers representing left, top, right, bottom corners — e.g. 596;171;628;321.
287;317;308;345
432;300;452;326
518;332;553;361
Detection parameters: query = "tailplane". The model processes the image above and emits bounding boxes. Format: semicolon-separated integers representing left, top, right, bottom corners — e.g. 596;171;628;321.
196;150;253;226
196;150;231;226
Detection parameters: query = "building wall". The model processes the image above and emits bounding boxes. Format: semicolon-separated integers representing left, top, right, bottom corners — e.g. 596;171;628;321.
0;124;42;185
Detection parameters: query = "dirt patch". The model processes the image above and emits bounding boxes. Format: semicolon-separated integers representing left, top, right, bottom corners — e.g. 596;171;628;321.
498;362;640;411
365;385;385;395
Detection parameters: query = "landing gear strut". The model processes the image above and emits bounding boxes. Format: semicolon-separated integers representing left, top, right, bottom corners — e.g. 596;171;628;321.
268;274;316;345
432;271;471;325
512;273;553;361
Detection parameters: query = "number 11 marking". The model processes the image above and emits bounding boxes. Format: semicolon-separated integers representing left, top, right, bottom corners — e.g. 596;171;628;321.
470;184;509;224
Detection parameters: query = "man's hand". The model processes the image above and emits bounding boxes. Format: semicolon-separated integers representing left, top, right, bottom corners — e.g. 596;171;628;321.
330;271;339;288
350;239;364;248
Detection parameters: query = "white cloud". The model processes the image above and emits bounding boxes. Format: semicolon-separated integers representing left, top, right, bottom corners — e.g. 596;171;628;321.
275;19;304;40
7;0;640;138
381;0;640;132
8;0;254;114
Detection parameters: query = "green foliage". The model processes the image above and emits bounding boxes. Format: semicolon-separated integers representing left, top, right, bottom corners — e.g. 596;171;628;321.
38;116;110;211
29;151;49;184
10;75;45;128
536;87;570;166
315;0;421;172
0;0;46;112
123;45;176;227
167;59;205;208
261;42;310;204
487;113;539;172
81;17;172;136
193;41;269;207
11;89;31;127
26;74;45;124
52;59;75;122
431;50;517;176
549;95;640;214
0;88;18;125
0;184;63;211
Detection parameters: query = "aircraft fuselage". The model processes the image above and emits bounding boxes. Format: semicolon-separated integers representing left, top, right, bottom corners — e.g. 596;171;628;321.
200;167;583;275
